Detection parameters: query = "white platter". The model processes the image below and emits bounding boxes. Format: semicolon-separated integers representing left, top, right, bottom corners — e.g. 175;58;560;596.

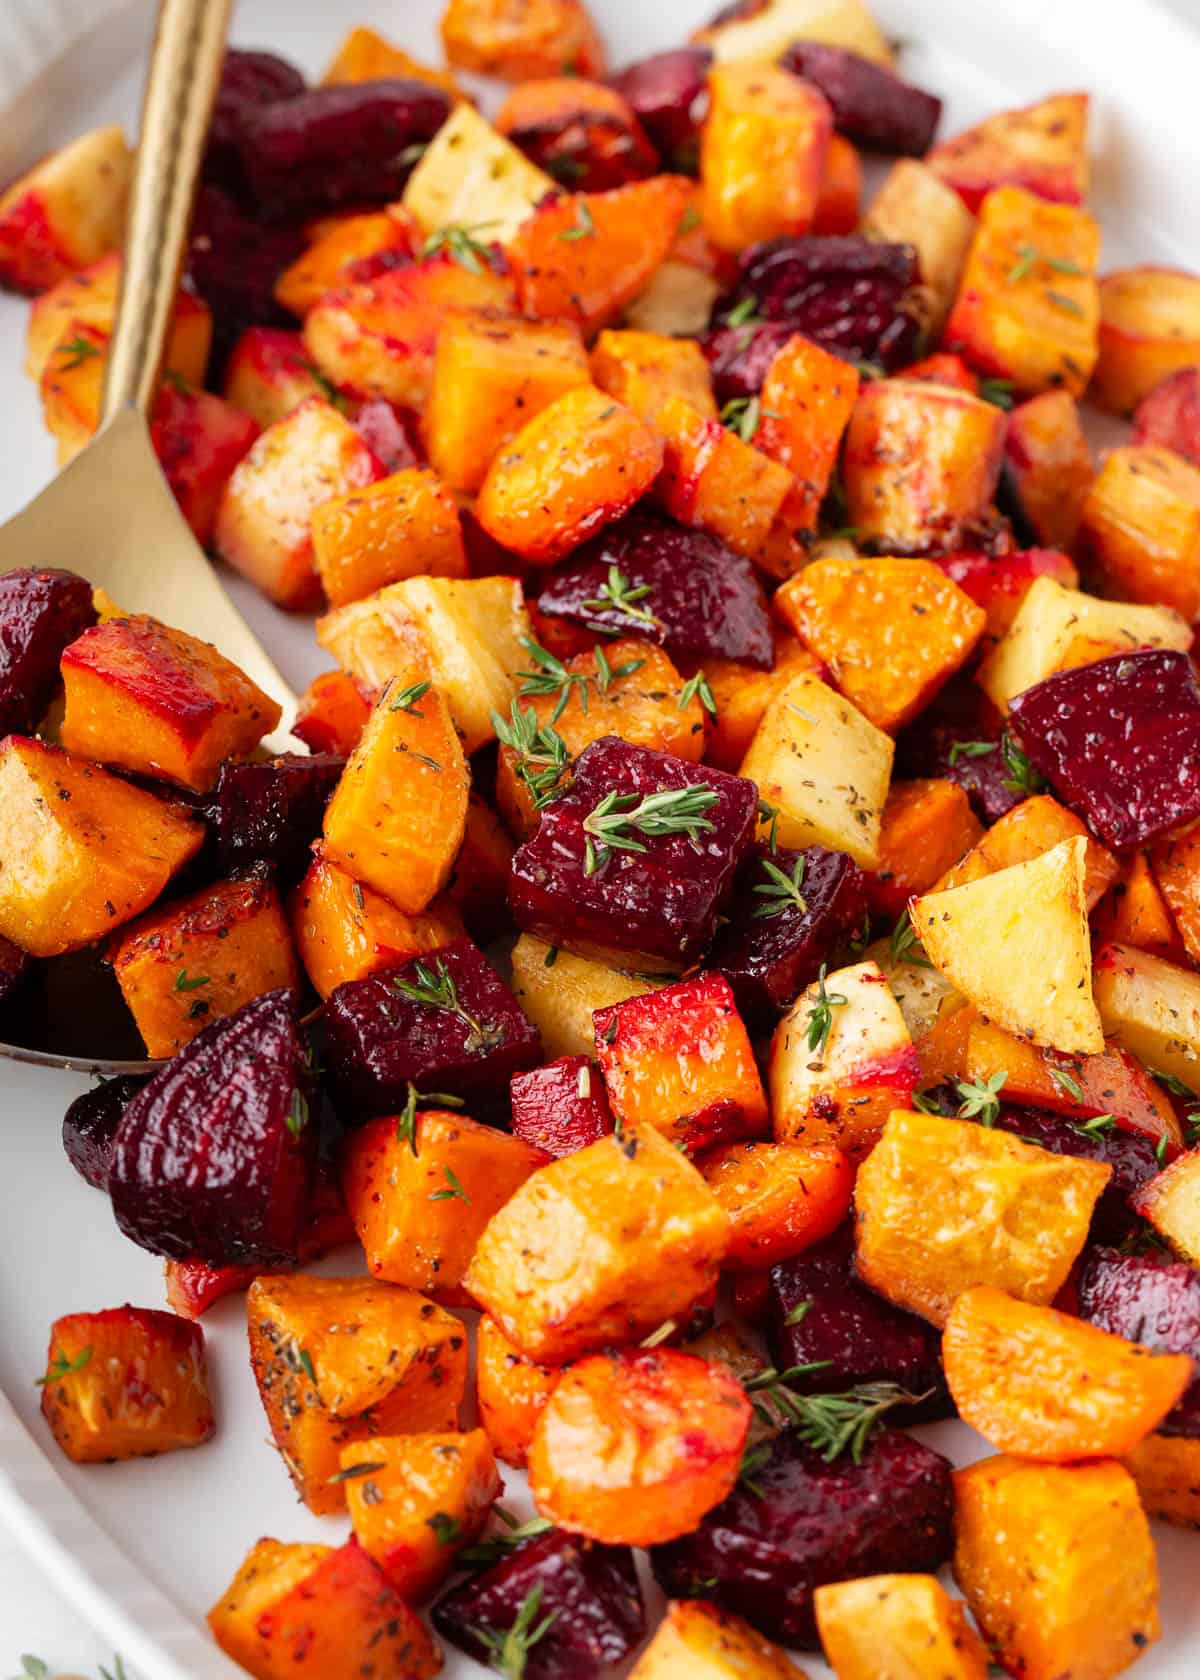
1;0;1200;1673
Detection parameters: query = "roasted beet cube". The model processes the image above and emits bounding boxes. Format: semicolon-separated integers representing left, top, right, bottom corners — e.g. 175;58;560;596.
239;80;452;221
703;321;802;404
325;937;541;1116
0;934;28;1008
207;752;344;889
62;1074;147;1191
108;988;315;1265
433;1528;645;1680
1079;1245;1200;1436
895;677;1020;825
990;1104;1163;1242
187;185;306;378
767;1231;950;1417
1008;649;1200;850
204;49;307;197
608;47;713;171
780;43;941;156
712;237;922;373
651;1427;954;1648
712;843;868;1023
535;510;772;669
1134;368;1200;467
0;567;96;736
510;1055;615;1157
510;736;759;972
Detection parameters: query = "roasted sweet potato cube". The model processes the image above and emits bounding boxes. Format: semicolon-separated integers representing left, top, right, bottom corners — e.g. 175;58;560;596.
755;334;860;568
854;1109;1110;1326
928;92;1088;213
701;1141;851;1272
594;972;767;1152
441;0;605;79
700;65;831;253
323;24;466;99
37;320;109;463
1125;1434;1200;1531
1002;389;1093;550
1078;443;1200;622
867;778;983;917
477;385;663;564
496;76;658;191
209;1536;441;1680
214;396;383;609
39;1305;213;1463
274;207;418;318
861;159;975;337
26;251;210;385
341;1109;549;1298
424;311;590;493
222;326;335;429
945;186;1100;398
509;934;664;1059
465;1125;730;1363
814;1575;990;1680
630;1600;807;1680
591;330;716;430
1096;850;1185;961
310;467;466;608
0;125;131;295
59;613;280;792
841;380;1006;554
340;1429;501;1598
953;1456;1159;1680
322;682;469;914
0;737;203;957
936;792;1117;910
247;1274;467;1514
654;394;794;561
777;557;986;734
445;795;515;942
704;635;822;772
293;669;372;756
475;1313;559;1466
1093;266;1200;416
510;1055;615;1157
290;851;463;999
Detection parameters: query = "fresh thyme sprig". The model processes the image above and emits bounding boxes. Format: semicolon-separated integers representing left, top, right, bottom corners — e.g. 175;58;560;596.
395;1080;466;1155
947;738;998;766
1000;731;1046;795
421;221;501;274
285;1089;309;1141
743;1365;926;1464
677;669;717;718
580;565;662;630
459;1508;554;1568
955;1072;1007;1126
57;334;103;370
514;638;643;723
889;911;932;969
389;679;431;715
720;394;763;443
473;1582;558;1679
758;798;780;853
805;963;848;1058
581;784;719;877
429;1165;470;1204
492;701;571;811
393;958;502;1054
557;200;596;241
724;293;762;328
37;1345;92;1386
752;854;808;919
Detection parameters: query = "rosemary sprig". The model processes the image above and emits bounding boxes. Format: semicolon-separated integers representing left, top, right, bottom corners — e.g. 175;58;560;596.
459;1509;554;1569
1006;244;1084;287
421;221;501;274
955;1072;1007;1126
37;1345;92;1386
752;854;808;919
393;958;503;1054
743;1365;926;1463
580;564;662;630
492;701;570;811
581;783;719;877
473;1582;558;1679
805;964;848;1058
738;1439;773;1496
427;1511;464;1547
1071;1113;1116;1136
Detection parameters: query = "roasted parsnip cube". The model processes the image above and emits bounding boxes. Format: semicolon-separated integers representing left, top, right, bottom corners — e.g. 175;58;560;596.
323;25;467;99
59;613;281;791
953;1457;1159;1680
310;467;467;607
696;0;892;67
1002;389;1094;551
475;1313;559;1466
274;207;419;318
936;793;1117;911
739;671;894;868
403;102;555;245
591;329;717;426
862;159;975;337
770;959;916;1157
26;251;210;386
214;396;383;610
756;334;859;567
464;1125;730;1363
321;683;469;914
854;1110;1110;1325
341;1110;549;1299
1094;943;1200;1091
630;1599;807;1680
39;1306;213;1464
814;1575;990;1680
1131;1148;1200;1263
425;311;590;492
700;64;832;253
0;736;203;957
928;92;1089;213
1093;266;1200;415
945;186;1100;398
290;851;463;999
440;0;606;81
509;934;664;1059
862;937;964;1043
223;326;338;430
655;394;794;560
841;379;1006;553
247;1274;467;1514
0;126;131;295
1078;443;1200;622
868;778;984;917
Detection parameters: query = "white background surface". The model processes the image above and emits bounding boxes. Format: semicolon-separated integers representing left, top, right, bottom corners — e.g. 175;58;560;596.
2;0;1200;1670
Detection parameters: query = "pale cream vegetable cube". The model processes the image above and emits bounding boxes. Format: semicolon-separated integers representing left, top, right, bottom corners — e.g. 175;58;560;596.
628;1600;807;1679
697;0;892;67
863;934;965;1040
403;104;554;245
509;935;665;1060
862;160;975;336
1094;940;1200;1090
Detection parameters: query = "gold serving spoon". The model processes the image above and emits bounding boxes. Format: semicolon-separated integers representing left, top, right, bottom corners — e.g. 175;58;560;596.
0;0;300;1072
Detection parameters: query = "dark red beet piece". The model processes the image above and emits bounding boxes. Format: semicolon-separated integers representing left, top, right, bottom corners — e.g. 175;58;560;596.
108;989;315;1265
711;843;868;1023
711;237;922;372
608;47;713;172
349;397;420;472
703;321;801;404
1008;649;1200;850
207;753;344;889
0;567;96;736
894;676;1021;825
1078;1245;1200;1437
204;49;307;198
510;736;759;971
187;186;307;380
239;81;452;221
63;1074;148;1191
510;1056;615;1157
1133;368;1200;466
989;1103;1163;1242
535;510;773;669
780;43;941;155
0;935;29;1008
768;1230;950;1418
651;1427;954;1648
432;1528;644;1680
503;102;658;191
324;938;542;1117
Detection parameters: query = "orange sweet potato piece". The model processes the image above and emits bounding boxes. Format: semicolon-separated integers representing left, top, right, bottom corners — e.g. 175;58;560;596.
655;394;794;560
476;1313;560;1467
1094;850;1185;962
914;998;974;1091
528;1347;750;1545
897;352;980;392
944;1285;1191;1462
867;778;984;917
938;793;1119;910
0;736;204;957
511;176;693;336
441;0;605;80
1132;1148;1200;1264
1150;827;1200;966
290;851;464;999
1124;1433;1200;1531
632;1599;808;1679
341;1429;501;1599
812;132;862;236
293;668;373;756
39;1305;213;1463
275;208;418;318
815;1576;989;1680
247;1274;467;1515
700;1141;852;1271
0;126;131;296
322;683;469;915
323;24;467;99
59;613;281;792
700;64;832;253
928;93;1089;214
310;466;467;607
703;634;822;772
1077;443;1200;623
476;385;663;563
446;795;516;941
1003;389;1094;551
591;328;717;425
26;251;210;386
595;973;768;1152
209;1536;441;1680
755;334;860;574
37;319;109;463
1093;266;1200;416
775;556;985;734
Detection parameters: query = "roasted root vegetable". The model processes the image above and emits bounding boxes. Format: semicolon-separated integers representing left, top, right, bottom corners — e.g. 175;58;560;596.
701;1141;852;1270
26;251;210;386
754;333;859;569
937;792;1119;913
496;77;658;190
654;393;794;560
1132;1148;1200;1265
1134;366;1200;464
0;565;96;736
207;752;346;890
1092;266;1200;415
1124;1434;1200;1532
867;777;983;916
630;1600;807;1680
1095;849;1186;961
694;0;894;68
1001;390;1094;550
590;329;717;425
403;102;556;246
310;467;467;607
440;0;605;80
813;1574;990;1680
510;1055;615;1158
222;327;336;430
610;46;713;172
290;852;463;999
0;125;131;295
1078;443;1200;622
928;92;1089;213
273;208;418;318
509;934;664;1060
293;669;372;756
39;1305;214;1463
861;159;975;337
700;64;832;253
1094;942;1200;1092
322;25;466;97
475;1313;560;1466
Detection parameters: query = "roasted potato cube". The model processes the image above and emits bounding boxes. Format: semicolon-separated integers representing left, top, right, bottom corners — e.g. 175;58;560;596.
509;934;664;1059
475;1313;559;1467
854;1109;1110;1326
247;1274;467;1514
696;0;893;68
591;329;717;426
624;259;723;337
1093;266;1200;415
655;394;794;561
310;467;467;607
0;126;131;295
1094;941;1200;1091
937;792;1117;911
405;102;556;247
59;613;281;791
862;159;975;336
290;851;463;999
953;1456;1159;1680
700;64;831;253
465;1125;730;1363
440;0;605;81
1078;443;1200;622
39;1305;213;1463
630;1599;808;1679
814;1575;990;1680
26;251;210;386
928;91;1089;213
0;736;203;957
1002;389;1094;551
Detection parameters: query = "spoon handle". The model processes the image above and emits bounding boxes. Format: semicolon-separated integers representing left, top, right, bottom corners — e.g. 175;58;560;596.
101;0;232;424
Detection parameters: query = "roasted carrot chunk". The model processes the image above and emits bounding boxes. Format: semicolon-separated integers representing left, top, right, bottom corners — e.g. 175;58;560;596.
1095;849;1185;961
476;1313;560;1468
1094;266;1200;416
867;777;984;917
310;467;467;608
446;796;516;942
274;208;418;317
293;668;372;756
814;1575;990;1680
440;0;605;80
290;851;464;999
654;394;794;561
755;334;860;573
700;1142;852;1271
